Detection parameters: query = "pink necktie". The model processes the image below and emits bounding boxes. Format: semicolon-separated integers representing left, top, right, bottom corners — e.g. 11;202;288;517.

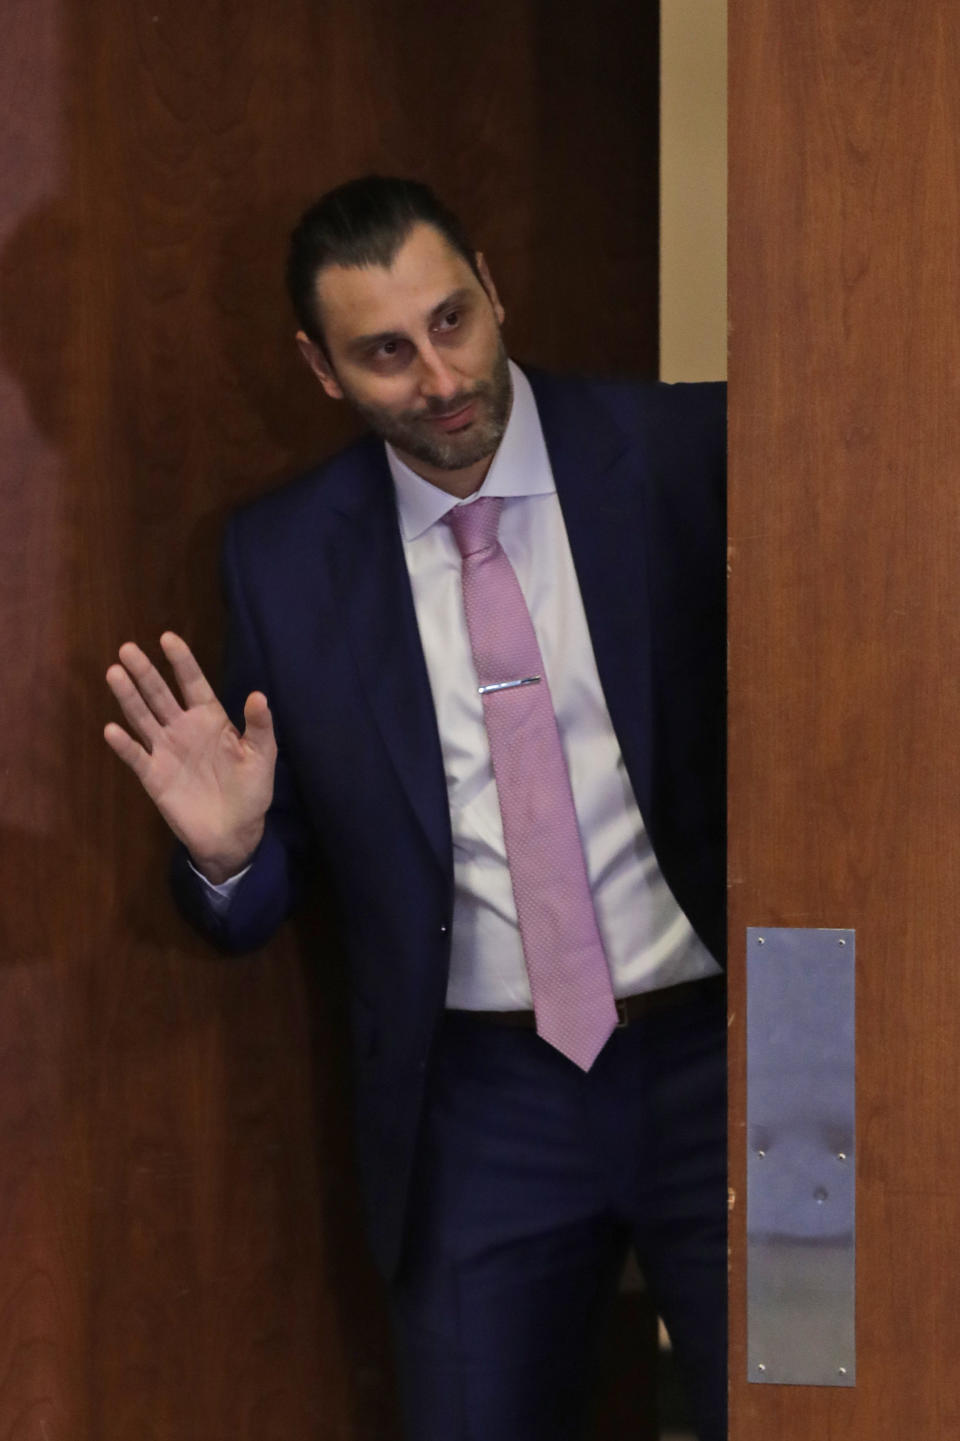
445;496;618;1070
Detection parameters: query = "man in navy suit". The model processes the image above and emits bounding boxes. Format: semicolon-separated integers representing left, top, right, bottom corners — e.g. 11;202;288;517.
105;177;726;1440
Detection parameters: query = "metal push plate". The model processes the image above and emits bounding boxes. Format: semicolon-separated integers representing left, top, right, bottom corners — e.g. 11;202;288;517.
746;927;855;1386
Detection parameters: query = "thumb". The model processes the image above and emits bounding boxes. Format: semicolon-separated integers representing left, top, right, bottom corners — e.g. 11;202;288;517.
242;691;275;749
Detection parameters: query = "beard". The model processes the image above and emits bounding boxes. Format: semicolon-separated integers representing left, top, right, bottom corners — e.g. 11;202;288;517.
342;338;513;472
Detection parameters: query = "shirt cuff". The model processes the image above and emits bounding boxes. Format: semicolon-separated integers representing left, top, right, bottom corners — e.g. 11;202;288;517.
186;858;252;914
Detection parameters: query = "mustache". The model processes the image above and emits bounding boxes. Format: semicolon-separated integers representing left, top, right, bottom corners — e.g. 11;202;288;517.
410;384;488;421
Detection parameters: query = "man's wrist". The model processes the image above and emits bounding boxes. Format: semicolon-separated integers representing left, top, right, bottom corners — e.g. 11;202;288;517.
191;857;252;886
189;826;264;885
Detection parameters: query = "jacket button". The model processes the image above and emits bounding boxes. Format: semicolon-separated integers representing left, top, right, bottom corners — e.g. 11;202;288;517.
439;924;448;934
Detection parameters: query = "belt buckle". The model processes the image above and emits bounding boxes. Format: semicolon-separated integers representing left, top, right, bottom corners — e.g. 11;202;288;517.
615;998;630;1028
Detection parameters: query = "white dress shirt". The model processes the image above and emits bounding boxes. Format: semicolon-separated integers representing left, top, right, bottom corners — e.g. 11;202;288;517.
386;361;720;1008
201;361;720;1007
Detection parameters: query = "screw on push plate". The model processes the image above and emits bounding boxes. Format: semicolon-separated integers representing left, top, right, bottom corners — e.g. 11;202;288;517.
757;936;765;945
838;1367;848;1378
757;1364;766;1374
837;1152;848;1162
838;938;846;946
756;1149;766;1158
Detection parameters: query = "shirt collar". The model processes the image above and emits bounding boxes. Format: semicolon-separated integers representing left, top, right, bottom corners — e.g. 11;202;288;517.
387;360;556;542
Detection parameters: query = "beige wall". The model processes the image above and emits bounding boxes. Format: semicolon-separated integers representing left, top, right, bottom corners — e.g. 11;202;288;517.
660;0;727;381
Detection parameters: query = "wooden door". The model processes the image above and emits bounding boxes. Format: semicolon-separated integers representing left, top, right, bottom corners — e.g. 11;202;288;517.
0;0;659;1436
728;3;960;1436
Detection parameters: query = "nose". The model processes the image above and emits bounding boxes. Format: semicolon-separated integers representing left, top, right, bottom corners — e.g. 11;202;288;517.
416;341;459;402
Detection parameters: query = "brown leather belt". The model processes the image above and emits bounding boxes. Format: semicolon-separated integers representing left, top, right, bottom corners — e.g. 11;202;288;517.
447;974;725;1030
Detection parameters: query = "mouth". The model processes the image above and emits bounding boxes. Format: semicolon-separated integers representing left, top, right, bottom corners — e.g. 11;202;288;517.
426;401;477;432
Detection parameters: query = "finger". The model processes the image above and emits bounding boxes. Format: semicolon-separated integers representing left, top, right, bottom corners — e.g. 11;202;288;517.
103;721;151;781
116;641;182;725
242;691;277;753
106;662;163;747
159;631;217;708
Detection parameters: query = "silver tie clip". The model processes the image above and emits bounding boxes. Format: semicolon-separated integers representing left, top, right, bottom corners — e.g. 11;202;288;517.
478;675;542;696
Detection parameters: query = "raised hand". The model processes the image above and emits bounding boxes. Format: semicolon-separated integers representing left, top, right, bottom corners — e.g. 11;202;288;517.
104;632;277;883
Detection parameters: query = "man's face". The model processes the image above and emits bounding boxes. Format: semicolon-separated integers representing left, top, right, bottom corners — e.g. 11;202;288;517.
297;223;511;488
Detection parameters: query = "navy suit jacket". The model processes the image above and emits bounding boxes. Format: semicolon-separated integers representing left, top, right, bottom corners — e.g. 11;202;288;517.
173;368;726;1277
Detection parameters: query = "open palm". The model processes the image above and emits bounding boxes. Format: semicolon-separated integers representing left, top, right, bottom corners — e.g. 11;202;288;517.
104;632;276;882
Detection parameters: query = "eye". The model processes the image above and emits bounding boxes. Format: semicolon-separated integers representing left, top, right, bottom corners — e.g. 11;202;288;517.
369;338;410;367
436;309;461;331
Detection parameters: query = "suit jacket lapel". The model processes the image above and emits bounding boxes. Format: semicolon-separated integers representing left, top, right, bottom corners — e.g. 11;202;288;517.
317;372;657;883
527;370;657;828
321;440;452;882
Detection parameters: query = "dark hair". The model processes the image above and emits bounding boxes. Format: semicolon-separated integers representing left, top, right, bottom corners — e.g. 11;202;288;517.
286;175;481;350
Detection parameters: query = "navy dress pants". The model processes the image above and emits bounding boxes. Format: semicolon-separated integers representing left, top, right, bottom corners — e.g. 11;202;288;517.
390;984;727;1441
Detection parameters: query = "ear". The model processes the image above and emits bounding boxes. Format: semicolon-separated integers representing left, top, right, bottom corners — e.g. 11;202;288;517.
295;330;344;401
475;252;506;326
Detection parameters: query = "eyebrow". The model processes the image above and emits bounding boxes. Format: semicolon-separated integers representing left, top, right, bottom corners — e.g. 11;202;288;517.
345;288;474;355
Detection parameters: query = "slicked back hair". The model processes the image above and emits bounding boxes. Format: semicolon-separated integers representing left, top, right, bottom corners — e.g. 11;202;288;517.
286;175;482;352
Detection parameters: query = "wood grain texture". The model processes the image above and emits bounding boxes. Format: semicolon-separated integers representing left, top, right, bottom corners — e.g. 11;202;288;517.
729;2;960;1436
0;0;659;1436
